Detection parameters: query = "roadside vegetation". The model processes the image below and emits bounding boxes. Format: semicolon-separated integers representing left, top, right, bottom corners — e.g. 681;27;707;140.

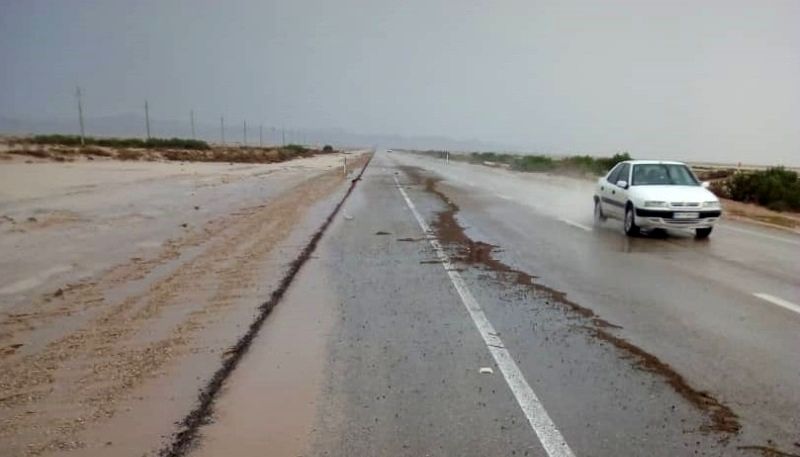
710;167;800;212
4;135;338;164
421;150;632;176
29;134;211;150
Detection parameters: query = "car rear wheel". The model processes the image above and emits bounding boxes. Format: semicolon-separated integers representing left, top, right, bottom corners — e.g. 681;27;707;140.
624;204;640;236
695;227;713;239
594;199;606;224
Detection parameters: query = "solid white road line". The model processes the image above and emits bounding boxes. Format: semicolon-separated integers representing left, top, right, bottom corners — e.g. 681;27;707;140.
753;293;800;316
393;175;576;457
718;224;800;247
559;219;593;232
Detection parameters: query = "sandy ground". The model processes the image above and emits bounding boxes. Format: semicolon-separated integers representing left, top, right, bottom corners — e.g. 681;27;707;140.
0;152;369;456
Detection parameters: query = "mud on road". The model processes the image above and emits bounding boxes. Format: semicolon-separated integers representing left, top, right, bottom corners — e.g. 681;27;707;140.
399;166;747;443
0;153;370;456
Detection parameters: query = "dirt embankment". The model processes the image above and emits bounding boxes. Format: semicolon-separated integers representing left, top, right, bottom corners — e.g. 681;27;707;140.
720;199;800;231
0;154;370;456
0;137;336;165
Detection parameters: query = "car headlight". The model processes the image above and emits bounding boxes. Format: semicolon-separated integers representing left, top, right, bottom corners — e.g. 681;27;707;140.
702;201;720;208
644;201;669;208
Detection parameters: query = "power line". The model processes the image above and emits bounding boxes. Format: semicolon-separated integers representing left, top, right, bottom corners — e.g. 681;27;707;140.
144;100;151;139
75;86;85;146
190;109;196;139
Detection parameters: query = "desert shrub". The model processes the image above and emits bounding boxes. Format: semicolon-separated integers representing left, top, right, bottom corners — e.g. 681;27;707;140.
30;135;210;150
469;152;516;165
417;149;632;175
30;134;83;146
594;152;632;173
511;155;555;171
283;144;308;154
695;168;735;181
322;145;334;153
726;167;800;211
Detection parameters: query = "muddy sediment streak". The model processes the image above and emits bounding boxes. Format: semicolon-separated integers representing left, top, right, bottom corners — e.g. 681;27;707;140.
398;165;742;439
158;153;373;457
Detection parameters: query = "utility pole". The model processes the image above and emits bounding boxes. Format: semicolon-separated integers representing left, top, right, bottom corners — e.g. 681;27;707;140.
243;120;247;146
75;86;85;146
281;127;286;146
144;100;151;140
220;116;225;145
190;109;196;139
259;124;263;147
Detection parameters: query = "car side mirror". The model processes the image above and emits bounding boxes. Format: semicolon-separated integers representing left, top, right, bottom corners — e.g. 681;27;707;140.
701;181;710;188
616;180;628;189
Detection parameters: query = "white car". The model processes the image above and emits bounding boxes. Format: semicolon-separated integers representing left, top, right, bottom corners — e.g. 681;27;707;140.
593;160;721;238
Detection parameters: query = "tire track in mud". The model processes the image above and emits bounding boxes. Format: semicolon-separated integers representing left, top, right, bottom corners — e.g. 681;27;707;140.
158;153;373;457
397;165;743;440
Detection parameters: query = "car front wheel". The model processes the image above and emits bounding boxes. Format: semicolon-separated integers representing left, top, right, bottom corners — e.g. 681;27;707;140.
624;204;640;236
695;227;713;239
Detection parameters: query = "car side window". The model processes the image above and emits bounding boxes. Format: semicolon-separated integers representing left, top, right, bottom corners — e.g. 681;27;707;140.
615;163;630;186
606;164;622;184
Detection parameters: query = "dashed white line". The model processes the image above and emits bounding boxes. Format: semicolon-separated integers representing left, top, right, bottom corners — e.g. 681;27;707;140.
753;293;800;316
394;175;576;457
559;219;593;232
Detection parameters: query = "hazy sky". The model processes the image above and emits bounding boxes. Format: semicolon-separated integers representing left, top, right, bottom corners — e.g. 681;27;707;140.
1;0;799;164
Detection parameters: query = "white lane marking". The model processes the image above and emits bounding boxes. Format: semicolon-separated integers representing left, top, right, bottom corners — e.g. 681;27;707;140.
718;224;800;246
559;219;592;232
753;293;800;316
393;176;575;457
496;193;512;200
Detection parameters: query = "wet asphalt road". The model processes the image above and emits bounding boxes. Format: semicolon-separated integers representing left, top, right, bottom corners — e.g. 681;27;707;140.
192;150;800;457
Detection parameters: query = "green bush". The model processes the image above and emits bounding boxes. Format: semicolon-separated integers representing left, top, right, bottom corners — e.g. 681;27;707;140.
30;134;210;150
593;152;632;173
418;150;630;176
283;144;308;154
511;155;555;171
726;167;800;211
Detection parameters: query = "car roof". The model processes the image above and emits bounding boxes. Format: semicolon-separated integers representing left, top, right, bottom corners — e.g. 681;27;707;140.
621;160;688;166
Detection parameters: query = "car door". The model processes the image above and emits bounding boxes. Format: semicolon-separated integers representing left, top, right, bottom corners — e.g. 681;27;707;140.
606;163;630;217
599;164;622;216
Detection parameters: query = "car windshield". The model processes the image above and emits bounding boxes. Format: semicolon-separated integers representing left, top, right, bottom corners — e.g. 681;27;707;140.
632;164;699;186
